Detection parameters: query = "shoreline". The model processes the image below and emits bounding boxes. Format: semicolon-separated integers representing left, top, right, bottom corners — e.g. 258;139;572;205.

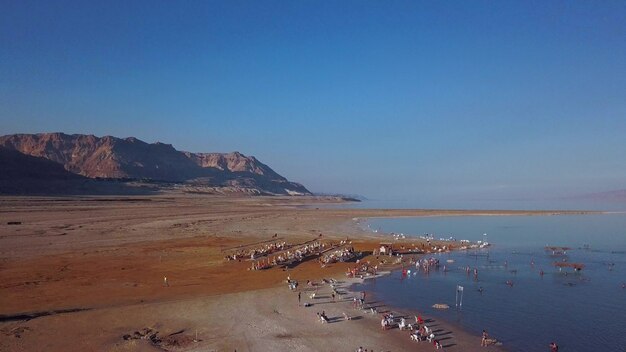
340;245;509;351
347;269;507;352
0;195;602;350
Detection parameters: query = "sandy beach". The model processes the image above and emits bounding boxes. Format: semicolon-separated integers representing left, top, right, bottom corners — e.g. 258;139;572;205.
0;194;592;351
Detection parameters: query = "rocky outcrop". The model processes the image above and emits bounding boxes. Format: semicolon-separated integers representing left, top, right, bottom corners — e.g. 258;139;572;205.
183;151;285;180
0;133;310;195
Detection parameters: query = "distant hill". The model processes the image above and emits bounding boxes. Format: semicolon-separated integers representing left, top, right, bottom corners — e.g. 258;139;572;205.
313;192;366;202
0;133;310;195
568;189;626;201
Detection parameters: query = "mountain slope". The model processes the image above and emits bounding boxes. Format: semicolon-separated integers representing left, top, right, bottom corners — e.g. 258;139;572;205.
0;133;310;195
0;146;85;180
0;133;200;180
183;152;286;180
0;146;84;194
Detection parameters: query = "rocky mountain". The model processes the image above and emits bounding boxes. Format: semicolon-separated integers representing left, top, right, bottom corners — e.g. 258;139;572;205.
183;152;286;180
0;133;310;195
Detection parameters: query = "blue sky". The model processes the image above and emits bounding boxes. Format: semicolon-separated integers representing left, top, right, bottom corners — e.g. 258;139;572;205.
1;0;625;200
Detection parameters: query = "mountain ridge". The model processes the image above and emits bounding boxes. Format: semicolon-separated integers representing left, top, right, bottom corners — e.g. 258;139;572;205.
0;132;310;195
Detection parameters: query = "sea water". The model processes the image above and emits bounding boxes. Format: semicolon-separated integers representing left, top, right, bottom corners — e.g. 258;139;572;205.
353;214;626;352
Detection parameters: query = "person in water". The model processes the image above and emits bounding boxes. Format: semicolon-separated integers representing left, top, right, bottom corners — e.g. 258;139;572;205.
549;342;559;351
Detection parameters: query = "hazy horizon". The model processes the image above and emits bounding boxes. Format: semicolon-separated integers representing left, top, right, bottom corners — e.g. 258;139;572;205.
2;1;625;200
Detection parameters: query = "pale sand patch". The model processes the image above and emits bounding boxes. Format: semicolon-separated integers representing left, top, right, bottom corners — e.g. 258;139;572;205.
1;276;505;352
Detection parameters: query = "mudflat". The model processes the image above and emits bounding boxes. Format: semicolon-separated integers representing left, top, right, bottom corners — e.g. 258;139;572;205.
0;195;590;351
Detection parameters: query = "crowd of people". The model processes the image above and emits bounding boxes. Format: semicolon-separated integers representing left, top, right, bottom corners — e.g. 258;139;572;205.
290;257;517;351
224;240;291;261
282;241;327;263
377;311;443;349
346;261;378;278
413;257;441;273
320;246;359;264
241;240;335;270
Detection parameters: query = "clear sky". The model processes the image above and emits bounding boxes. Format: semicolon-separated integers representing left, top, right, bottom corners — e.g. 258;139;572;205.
1;1;625;200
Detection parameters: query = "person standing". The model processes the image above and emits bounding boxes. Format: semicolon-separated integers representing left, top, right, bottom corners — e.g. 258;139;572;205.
417;314;424;325
298;291;301;306
481;329;488;346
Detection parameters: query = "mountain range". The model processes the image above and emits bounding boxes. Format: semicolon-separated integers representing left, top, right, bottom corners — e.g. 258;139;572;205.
0;133;310;195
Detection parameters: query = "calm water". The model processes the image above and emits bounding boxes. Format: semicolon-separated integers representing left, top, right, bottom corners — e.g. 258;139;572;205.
354;214;626;352
346;198;626;211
